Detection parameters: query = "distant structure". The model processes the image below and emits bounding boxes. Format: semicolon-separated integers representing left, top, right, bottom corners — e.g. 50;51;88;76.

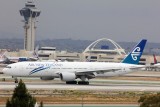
83;38;126;55
20;1;41;51
83;38;126;62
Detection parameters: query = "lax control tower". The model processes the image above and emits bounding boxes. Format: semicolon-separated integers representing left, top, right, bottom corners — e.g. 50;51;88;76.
20;1;41;51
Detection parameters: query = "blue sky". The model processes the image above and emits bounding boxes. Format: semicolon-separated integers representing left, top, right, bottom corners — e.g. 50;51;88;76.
0;0;160;43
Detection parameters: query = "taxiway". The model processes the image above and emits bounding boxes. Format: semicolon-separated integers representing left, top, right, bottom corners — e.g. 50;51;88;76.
0;80;160;92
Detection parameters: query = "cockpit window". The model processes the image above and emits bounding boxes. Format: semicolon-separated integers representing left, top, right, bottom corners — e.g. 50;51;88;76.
6;66;11;68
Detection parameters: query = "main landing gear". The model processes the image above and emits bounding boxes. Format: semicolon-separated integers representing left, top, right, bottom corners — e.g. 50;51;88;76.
66;81;89;85
14;78;18;83
78;81;89;85
66;81;77;84
12;77;18;83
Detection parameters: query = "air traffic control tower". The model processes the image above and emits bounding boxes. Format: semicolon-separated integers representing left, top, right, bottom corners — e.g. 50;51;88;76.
20;1;41;51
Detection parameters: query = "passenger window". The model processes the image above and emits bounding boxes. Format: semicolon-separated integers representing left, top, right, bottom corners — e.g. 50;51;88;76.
6;66;11;68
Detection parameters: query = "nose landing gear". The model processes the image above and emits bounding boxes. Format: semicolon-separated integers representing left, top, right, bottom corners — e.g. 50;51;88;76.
14;78;18;83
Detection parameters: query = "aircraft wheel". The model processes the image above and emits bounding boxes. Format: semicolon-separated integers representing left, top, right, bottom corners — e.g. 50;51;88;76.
15;78;18;83
78;81;89;85
66;81;77;84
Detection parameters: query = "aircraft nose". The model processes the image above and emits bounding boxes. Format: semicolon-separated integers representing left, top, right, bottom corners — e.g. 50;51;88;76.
2;68;7;74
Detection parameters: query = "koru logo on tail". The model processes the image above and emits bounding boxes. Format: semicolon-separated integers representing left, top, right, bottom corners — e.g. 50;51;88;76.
131;47;141;61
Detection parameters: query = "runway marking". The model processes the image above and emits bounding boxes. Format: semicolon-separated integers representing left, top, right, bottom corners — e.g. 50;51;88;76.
140;89;145;91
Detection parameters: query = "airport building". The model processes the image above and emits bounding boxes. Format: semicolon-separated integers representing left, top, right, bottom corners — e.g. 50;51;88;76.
36;38;127;62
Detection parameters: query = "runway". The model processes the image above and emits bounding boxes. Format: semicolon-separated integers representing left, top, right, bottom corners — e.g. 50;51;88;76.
0;81;160;92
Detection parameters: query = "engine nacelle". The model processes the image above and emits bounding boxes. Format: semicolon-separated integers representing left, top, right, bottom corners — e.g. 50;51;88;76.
40;77;54;80
60;72;76;81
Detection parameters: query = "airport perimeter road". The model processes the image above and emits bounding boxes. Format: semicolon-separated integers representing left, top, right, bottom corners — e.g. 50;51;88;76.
0;81;160;91
0;104;139;107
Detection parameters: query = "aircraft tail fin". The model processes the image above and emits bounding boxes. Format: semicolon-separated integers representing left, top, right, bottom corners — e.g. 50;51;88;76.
121;39;147;64
33;45;39;59
153;54;157;64
86;56;91;62
0;51;7;59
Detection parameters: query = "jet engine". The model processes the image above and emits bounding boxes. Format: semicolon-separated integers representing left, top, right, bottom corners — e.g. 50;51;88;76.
60;72;76;81
40;77;54;80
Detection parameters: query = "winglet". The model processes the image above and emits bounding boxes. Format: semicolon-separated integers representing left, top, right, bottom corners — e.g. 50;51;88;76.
121;39;147;64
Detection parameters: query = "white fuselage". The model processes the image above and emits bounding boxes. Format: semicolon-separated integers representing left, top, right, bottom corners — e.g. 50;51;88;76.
3;61;141;78
154;63;160;67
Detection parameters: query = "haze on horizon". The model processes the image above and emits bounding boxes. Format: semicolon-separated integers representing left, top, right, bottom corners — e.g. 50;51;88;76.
0;0;160;43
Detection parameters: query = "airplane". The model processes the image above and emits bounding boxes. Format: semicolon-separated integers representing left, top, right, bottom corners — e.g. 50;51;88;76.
2;39;147;85
0;46;39;64
147;54;160;71
153;54;160;67
0;51;15;64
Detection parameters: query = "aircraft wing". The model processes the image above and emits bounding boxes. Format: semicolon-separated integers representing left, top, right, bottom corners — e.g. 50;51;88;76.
75;68;121;75
129;65;146;70
28;57;38;61
75;65;146;75
55;68;121;76
154;64;160;68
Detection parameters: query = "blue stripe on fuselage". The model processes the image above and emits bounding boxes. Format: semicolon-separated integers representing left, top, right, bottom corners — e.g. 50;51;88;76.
29;66;50;75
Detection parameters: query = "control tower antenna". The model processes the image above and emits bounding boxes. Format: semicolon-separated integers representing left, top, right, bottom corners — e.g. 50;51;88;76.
20;1;41;51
